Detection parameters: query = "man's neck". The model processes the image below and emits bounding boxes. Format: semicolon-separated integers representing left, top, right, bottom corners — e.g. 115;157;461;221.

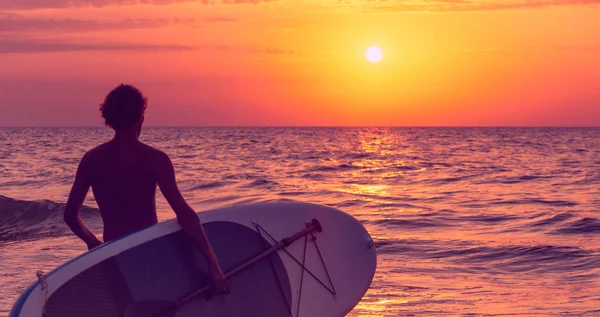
113;128;139;142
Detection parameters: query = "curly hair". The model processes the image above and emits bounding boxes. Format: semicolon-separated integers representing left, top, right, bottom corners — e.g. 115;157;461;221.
100;84;147;129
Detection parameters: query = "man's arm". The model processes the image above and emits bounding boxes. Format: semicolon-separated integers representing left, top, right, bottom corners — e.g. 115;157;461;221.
156;152;227;290
64;153;103;250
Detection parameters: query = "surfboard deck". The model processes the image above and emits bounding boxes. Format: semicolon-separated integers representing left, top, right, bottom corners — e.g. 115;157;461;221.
10;202;377;317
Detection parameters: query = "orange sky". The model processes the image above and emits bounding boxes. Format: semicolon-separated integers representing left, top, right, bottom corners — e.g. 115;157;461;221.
1;0;599;126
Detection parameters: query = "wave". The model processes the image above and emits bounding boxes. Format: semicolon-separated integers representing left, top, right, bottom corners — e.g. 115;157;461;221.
186;180;232;191
477;175;554;185
553;218;600;235
459;214;519;224
246;179;280;188
307;164;360;172
0;195;100;242
426;174;479;185
531;213;575;227
490;198;578;207
300;173;326;180
368;218;452;229
377;238;600;274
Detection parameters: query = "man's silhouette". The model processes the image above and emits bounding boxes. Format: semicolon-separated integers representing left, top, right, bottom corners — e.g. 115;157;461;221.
64;84;226;291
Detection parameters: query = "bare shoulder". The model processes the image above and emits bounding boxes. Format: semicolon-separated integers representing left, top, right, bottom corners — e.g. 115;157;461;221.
74;143;111;177
138;143;175;181
138;142;172;166
80;142;110;164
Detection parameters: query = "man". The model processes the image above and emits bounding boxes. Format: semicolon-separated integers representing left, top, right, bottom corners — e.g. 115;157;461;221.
64;84;227;291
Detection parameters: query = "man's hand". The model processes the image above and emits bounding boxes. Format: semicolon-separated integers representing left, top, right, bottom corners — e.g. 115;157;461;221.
86;237;103;250
209;261;228;292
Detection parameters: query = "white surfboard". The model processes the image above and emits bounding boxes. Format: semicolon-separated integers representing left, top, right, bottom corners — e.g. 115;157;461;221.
10;202;377;317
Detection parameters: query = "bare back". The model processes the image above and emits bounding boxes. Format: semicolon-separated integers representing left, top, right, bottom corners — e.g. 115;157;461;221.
82;140;163;241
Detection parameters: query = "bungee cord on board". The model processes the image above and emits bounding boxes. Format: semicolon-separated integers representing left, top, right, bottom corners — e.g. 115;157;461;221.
253;220;338;317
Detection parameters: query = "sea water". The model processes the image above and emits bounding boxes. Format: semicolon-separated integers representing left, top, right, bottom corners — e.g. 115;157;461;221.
1;127;599;316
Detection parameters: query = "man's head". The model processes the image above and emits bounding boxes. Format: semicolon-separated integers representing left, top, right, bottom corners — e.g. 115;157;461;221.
100;84;147;132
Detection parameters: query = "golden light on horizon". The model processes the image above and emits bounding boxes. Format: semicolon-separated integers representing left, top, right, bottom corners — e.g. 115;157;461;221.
366;46;383;63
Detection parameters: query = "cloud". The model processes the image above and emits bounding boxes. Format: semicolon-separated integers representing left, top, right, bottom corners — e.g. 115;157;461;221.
0;13;236;33
0;39;193;53
1;17;176;32
0;0;274;10
366;0;600;12
1;0;598;10
0;39;303;55
0;0;165;10
200;44;301;55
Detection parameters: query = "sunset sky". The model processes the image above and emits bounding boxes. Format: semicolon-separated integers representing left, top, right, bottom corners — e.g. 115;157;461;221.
1;0;599;126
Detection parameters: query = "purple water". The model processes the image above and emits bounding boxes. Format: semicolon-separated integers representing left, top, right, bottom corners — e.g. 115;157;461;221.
1;127;599;316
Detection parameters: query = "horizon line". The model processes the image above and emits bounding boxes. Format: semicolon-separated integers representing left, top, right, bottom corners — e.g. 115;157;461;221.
0;125;599;129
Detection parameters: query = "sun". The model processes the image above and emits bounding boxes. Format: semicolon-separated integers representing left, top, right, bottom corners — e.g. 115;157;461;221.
365;46;383;63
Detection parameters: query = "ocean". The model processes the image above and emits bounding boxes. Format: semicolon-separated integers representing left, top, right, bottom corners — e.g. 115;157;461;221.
1;127;599;316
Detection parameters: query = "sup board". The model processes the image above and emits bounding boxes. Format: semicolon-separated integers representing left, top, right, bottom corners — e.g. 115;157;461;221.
10;202;377;317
